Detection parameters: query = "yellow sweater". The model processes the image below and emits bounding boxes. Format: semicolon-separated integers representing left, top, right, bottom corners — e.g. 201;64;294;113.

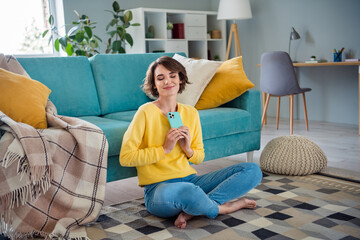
119;102;205;186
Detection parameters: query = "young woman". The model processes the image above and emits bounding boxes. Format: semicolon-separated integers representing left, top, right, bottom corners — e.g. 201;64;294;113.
120;56;262;229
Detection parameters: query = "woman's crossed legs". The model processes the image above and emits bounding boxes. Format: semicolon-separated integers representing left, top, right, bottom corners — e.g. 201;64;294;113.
144;162;263;228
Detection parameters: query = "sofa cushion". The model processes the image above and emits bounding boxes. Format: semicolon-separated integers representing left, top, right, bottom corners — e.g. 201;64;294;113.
17;57;101;117
172;54;222;106
79;116;130;157
103;110;137;122
0;68;51;129
199;108;251;140
89;53;182;115
195;56;254;110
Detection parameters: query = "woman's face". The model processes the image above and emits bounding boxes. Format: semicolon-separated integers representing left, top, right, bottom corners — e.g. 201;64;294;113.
154;64;182;98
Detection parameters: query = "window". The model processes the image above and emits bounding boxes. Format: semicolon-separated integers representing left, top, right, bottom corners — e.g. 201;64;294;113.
0;0;64;56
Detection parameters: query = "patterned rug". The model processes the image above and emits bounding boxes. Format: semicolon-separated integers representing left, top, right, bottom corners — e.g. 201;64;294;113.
86;173;360;240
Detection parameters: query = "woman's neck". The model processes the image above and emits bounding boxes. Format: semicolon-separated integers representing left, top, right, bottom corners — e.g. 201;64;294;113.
154;96;178;115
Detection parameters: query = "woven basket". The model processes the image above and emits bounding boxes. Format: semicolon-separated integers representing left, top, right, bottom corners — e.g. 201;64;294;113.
260;135;327;176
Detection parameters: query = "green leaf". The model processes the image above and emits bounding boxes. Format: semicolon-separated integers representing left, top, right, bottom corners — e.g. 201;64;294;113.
59;36;67;48
124;11;133;22
54;38;60;51
112;1;120;13
75;49;86;56
65;43;73;56
42;29;49;38
110;19;117;27
75;31;85;43
132;23;141;26
94;35;102;42
118;46;125;53
89;39;99;49
117;26;125;36
47;35;53;45
105;10;114;15
125;33;133;47
74;10;80;18
68;26;79;37
84;26;92;38
49;15;54;25
112;40;122;52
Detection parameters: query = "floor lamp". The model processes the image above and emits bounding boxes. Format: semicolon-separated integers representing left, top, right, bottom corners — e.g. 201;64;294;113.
217;0;252;60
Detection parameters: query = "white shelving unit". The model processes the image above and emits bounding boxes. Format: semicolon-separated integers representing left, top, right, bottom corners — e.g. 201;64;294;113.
126;8;226;61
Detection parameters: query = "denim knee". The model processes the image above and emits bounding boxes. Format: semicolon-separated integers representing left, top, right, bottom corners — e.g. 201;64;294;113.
246;162;263;187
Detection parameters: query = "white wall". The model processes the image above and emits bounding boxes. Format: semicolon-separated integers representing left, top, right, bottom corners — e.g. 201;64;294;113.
63;0;360;125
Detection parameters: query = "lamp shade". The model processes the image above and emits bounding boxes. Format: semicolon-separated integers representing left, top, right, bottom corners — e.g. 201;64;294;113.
290;27;300;40
217;0;252;20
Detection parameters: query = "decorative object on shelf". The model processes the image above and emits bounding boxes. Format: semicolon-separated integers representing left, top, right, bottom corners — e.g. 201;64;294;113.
217;0;252;59
105;1;140;54
146;25;155;38
345;58;360;62
166;22;173;39
207;31;211;39
172;23;185;39
288;27;300;59
211;30;222;39
333;48;344;62
213;55;221;61
305;55;319;63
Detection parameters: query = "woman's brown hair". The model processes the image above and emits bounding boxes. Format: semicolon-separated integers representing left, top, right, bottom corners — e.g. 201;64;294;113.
142;56;189;98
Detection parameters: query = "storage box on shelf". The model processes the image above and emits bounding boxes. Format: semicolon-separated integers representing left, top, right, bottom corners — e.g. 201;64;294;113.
126;8;226;60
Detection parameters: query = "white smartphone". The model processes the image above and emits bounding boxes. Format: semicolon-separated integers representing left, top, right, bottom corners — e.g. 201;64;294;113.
167;112;183;129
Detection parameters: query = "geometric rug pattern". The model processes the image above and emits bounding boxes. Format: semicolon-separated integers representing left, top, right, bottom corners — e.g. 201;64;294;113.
86;174;360;240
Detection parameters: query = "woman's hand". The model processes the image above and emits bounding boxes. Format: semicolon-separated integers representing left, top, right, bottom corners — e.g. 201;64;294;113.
163;128;185;154
178;126;193;158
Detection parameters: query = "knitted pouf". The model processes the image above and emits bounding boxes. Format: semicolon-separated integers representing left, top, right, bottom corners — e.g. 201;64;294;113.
260;135;327;176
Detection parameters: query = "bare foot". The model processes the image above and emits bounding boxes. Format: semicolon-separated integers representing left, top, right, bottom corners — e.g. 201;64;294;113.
218;198;257;215
174;212;193;229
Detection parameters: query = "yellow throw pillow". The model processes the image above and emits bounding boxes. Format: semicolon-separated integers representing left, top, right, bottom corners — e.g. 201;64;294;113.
195;56;254;110
0;68;51;129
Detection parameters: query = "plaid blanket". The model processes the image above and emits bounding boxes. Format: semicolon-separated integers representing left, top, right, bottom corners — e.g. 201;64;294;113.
0;55;108;239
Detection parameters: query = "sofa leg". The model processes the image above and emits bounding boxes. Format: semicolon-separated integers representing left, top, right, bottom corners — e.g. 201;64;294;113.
246;151;254;162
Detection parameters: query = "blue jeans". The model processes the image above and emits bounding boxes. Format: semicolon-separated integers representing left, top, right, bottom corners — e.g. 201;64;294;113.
144;162;262;219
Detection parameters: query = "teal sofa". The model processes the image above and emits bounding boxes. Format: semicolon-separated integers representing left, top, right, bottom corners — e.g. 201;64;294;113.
17;53;261;182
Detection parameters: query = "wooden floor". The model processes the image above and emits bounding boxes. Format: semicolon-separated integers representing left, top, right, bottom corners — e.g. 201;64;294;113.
104;118;360;206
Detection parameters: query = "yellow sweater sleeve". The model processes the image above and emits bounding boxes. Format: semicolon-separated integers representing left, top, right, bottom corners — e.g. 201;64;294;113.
120;108;166;167
187;110;205;165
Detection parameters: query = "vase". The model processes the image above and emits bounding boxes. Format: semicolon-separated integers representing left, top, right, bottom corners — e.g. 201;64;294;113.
167;29;172;39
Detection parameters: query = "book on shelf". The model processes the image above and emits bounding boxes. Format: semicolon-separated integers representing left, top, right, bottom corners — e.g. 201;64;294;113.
345;58;360;62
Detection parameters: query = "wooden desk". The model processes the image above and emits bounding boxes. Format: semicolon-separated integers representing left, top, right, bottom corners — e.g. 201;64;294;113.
258;61;360;135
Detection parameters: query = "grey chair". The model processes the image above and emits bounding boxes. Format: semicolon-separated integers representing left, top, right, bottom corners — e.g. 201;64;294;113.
260;51;311;134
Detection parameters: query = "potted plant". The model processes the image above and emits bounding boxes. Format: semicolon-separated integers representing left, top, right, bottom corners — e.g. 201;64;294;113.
42;10;102;57
42;1;139;56
105;1;140;53
167;22;173;39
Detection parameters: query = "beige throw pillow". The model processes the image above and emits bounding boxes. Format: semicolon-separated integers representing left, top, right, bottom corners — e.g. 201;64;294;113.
173;54;222;106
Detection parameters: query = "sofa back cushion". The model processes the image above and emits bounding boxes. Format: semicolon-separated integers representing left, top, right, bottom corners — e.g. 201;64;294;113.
89;53;182;115
17;56;101;117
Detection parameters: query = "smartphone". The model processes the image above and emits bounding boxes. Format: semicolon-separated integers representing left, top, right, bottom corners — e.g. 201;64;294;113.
167;112;183;129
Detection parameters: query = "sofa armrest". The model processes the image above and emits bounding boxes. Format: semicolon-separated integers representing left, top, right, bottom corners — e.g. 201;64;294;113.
221;90;261;131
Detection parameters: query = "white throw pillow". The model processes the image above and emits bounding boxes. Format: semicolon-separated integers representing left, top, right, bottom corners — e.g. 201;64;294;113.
173;54;222;106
